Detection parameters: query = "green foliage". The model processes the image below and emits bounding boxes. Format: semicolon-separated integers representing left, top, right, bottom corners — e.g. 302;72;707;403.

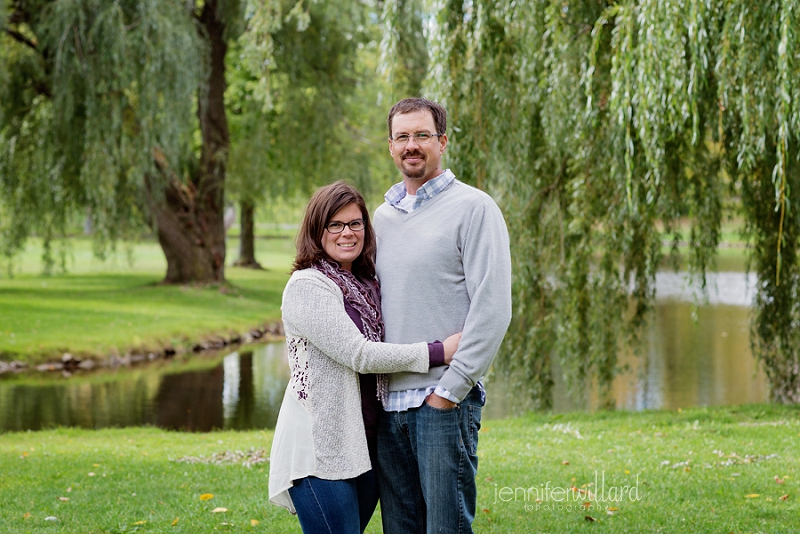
401;1;800;406
0;0;202;272
227;0;398;208
380;0;429;99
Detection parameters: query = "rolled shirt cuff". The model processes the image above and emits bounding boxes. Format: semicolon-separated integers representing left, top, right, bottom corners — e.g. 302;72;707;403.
428;341;446;367
433;385;459;403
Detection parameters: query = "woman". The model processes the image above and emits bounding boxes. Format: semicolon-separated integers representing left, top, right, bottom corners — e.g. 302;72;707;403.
269;181;460;533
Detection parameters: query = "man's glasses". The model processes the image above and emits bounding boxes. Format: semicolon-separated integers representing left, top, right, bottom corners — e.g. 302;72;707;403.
389;132;444;146
325;219;365;234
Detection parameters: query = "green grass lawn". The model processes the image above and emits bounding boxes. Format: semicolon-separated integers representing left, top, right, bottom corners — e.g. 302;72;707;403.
0;237;296;364
1;403;797;533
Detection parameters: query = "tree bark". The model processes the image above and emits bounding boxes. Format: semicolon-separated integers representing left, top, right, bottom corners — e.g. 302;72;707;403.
147;168;224;283
150;0;229;284
234;201;263;269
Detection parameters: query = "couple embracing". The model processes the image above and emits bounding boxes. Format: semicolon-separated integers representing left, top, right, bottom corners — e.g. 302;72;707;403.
269;98;512;534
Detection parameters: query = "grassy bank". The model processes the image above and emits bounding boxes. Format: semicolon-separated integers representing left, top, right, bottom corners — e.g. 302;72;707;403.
1;404;798;533
0;237;295;365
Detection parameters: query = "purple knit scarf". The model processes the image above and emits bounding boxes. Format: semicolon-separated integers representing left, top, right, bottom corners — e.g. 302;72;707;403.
313;258;383;341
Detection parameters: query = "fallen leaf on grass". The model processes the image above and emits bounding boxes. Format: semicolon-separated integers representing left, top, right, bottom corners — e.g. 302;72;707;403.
58;497;69;502
775;476;785;485
133;520;147;525
199;493;214;501
22;513;31;519
250;519;259;526
211;507;228;513
66;487;72;493
584;515;597;522
22;451;29;457
744;494;760;499
561;460;570;465
171;517;180;526
779;494;789;501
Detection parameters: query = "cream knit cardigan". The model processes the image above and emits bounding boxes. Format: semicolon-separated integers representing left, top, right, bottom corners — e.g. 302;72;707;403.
269;268;430;512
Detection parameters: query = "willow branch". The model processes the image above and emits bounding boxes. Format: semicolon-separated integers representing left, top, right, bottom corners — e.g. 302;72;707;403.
5;28;37;51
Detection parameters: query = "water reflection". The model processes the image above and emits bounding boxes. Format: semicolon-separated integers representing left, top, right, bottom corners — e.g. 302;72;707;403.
0;375;157;431
654;270;756;306
615;302;766;408
0;344;290;432
484;270;768;417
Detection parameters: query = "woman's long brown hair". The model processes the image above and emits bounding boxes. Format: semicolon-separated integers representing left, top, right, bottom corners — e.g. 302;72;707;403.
292;181;377;279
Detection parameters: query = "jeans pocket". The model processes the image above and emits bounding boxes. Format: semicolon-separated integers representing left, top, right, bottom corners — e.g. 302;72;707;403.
467;405;481;456
423;400;459;414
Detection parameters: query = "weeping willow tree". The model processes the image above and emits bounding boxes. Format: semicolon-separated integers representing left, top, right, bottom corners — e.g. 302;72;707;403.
380;0;429;98
227;0;388;268
0;0;240;282
382;0;800;407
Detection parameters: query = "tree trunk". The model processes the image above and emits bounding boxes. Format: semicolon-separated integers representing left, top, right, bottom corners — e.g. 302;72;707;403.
147;169;224;283
151;0;229;284
234;201;263;269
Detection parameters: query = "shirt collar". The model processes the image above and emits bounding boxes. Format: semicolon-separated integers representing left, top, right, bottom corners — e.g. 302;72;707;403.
385;169;455;212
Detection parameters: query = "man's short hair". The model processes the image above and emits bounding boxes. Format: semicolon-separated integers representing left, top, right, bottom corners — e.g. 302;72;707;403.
387;98;447;137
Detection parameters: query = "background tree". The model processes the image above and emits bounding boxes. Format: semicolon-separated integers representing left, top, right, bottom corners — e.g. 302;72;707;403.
385;0;800;407
0;0;240;283
228;0;397;268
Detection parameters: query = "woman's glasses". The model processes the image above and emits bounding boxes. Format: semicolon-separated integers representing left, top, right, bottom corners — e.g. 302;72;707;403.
325;219;365;234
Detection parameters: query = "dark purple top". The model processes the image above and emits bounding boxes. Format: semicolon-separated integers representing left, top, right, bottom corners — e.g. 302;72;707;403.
343;298;445;440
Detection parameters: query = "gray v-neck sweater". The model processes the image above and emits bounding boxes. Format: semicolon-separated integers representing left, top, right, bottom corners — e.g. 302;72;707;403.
374;179;513;402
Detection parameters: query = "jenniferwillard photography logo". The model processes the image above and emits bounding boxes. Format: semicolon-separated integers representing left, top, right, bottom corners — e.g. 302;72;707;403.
493;471;643;512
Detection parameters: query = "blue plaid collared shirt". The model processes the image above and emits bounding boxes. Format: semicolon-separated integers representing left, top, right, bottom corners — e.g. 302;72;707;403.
384;169;456;213
381;169;464;411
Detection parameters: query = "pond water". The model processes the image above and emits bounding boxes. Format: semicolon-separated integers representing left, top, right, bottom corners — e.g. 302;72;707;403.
0;267;769;432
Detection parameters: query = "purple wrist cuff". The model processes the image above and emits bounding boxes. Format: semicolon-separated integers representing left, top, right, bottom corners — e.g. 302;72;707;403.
428;341;446;367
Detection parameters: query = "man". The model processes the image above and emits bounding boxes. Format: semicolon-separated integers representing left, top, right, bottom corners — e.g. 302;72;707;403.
373;97;512;533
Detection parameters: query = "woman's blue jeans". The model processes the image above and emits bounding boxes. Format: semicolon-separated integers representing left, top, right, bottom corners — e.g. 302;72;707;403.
376;385;484;534
288;442;379;534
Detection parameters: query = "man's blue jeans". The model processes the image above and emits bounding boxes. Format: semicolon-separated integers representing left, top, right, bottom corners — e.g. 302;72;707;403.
288;442;379;534
376;385;484;534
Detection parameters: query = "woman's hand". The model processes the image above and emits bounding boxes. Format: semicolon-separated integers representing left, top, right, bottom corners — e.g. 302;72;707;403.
443;332;462;364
